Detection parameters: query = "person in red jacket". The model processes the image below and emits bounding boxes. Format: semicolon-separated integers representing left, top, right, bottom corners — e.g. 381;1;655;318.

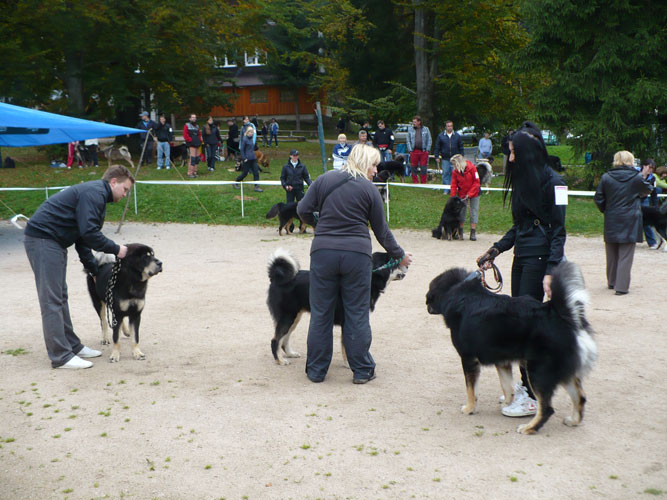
183;114;202;178
450;154;481;240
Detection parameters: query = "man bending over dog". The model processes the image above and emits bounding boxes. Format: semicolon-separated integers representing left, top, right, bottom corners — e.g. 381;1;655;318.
24;165;133;369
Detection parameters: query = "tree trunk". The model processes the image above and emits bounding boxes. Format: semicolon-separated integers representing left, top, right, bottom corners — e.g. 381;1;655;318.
65;50;84;117
414;0;438;132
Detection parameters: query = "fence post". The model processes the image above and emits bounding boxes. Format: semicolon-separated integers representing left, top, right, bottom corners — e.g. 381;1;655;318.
241;183;245;217
386;182;390;221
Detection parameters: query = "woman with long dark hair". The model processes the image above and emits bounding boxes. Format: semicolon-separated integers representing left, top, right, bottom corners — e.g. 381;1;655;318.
202;116;222;172
476;121;567;418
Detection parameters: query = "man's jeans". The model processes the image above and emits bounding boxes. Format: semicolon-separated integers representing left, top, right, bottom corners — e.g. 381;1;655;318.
441;160;453;194
157;141;170;168
380;150;392;162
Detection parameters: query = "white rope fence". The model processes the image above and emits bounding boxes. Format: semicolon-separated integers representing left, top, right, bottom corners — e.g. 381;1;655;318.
2;181;664;222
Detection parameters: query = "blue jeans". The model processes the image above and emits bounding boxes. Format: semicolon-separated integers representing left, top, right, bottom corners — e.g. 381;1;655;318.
269;132;278;146
157;141;170;168
641;197;657;246
380;150;392;162
440;160;453;194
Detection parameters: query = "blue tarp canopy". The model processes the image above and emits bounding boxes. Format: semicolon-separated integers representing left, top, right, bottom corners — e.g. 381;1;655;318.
0;102;143;147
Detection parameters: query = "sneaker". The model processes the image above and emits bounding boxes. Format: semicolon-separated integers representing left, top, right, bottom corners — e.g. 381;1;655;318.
353;371;376;384
78;346;102;358
615;290;628;295
649;244;659;250
166;166;170;170
56;356;93;370
501;384;537;417
254;186;264;192
232;183;240;190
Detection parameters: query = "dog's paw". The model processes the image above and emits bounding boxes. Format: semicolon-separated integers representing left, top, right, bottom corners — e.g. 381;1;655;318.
276;358;290;366
109;352;120;363
284;351;301;359
132;348;145;360
563;416;579;427
516;424;536;435
101;339;110;345
460;404;476;415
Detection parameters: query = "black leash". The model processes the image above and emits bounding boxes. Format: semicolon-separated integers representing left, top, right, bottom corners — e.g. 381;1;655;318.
480;263;503;292
105;259;122;328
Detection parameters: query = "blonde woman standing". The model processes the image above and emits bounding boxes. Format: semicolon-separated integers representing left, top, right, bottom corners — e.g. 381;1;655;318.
297;144;412;384
450;154;481;241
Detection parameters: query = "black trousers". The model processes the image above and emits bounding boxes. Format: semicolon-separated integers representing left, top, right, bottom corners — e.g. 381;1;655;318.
306;249;375;381
286;188;304;204
205;144;217;169
236;159;259;182
511;255;548;399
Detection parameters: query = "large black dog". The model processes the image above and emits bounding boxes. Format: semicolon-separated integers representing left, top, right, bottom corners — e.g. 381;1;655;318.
431;196;466;240
426;261;597;434
377;156;406;181
267;248;407;365
86;244;163;363
266;202;312;235
642;203;667;251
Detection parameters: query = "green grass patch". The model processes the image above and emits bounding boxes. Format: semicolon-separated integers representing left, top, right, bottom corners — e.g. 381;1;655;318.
2;348;28;356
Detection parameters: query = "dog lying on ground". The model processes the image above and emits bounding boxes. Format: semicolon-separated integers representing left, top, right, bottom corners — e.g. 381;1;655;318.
266;202;313;235
426;261;597;434
267;248;407;366
431;196;466;240
86;244;162;362
642;203;667;251
101;145;135;169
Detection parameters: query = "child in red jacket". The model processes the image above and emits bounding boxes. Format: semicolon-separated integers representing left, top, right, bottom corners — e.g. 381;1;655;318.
450;154;481;240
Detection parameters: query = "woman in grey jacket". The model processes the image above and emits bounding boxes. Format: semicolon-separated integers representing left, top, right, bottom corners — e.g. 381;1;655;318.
234;127;263;192
297;144;412;384
594;150;653;295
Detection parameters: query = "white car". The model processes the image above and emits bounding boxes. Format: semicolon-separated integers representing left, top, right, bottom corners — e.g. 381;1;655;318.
392;123;411;142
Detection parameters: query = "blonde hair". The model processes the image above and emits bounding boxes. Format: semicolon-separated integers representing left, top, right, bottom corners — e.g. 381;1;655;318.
450;154;467;173
343;144;380;178
613;150;634;167
337;133;347;141
245;127;255;137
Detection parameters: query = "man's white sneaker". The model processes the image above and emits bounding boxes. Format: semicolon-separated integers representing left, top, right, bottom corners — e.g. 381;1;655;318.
56;356;93;369
502;384;537;417
78;346;102;358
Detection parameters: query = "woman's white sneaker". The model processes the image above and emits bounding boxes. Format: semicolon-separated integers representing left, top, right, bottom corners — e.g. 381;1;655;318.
502;384;537;417
78;346;102;358
56;356;93;369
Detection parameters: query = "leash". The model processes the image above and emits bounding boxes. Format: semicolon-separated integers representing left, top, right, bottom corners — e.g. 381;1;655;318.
480;263;503;292
463;263;503;293
372;256;401;273
105;259;122;328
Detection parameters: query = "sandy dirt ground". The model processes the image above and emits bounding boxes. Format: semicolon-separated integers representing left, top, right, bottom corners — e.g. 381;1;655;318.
0;221;665;500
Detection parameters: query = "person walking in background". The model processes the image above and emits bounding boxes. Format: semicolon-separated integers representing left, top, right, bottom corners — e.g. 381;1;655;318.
476;121;567;418
450;154;481;241
594;150;653;295
226;118;239;161
84;137;99;168
373;120;394;162
234;127;263;192
332;134;351;170
136;112;157;166
639;158;658;248
434;120;463;194
336;117;346;134
296;144;412;384
260;121;269;147
202;116;222;172
154;114;173;170
66;141;81;169
183;114;202;178
280;150;312;203
478;132;493;160
241;116;257;146
406;115;432;184
23;165;132;369
269;118;279;147
501;128;514;175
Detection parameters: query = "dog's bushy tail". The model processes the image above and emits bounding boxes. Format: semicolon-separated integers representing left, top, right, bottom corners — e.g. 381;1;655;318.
550;261;597;375
266;203;283;220
268;248;299;285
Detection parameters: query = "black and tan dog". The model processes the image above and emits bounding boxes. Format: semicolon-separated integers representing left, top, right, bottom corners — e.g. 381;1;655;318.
267;248;407;365
426;261;597;434
266;202;312;235
86;244;162;362
431;196;466;240
642;203;667;251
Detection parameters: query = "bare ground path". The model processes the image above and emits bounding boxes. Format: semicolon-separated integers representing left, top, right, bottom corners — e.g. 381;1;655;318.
0;222;665;499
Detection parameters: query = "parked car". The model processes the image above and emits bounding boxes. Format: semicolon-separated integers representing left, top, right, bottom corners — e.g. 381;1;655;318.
542;129;559;146
457;126;478;145
392;123;410;142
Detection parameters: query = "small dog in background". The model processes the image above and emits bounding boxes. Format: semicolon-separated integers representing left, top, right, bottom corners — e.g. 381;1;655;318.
432;196;466;240
102;145;135;169
475;159;493;193
377;156;406;181
169;143;189;168
266;202;312;235
235;149;271;173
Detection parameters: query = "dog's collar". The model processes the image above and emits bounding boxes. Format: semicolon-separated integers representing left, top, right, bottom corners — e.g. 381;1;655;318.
373;257;401;273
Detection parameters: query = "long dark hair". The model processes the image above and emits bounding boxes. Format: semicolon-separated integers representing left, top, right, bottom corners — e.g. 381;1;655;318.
502;121;549;221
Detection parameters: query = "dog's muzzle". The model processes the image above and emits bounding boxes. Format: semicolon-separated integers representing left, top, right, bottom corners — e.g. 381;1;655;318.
148;260;163;276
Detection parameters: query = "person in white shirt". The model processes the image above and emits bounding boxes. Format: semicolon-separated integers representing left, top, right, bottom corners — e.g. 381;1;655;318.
332;134;351;170
84;137;99;167
478;132;493;159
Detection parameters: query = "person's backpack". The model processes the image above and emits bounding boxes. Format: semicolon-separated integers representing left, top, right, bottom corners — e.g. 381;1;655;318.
3;157;15;168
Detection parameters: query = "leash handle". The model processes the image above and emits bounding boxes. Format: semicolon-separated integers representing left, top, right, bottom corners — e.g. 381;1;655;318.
478;263;503;293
